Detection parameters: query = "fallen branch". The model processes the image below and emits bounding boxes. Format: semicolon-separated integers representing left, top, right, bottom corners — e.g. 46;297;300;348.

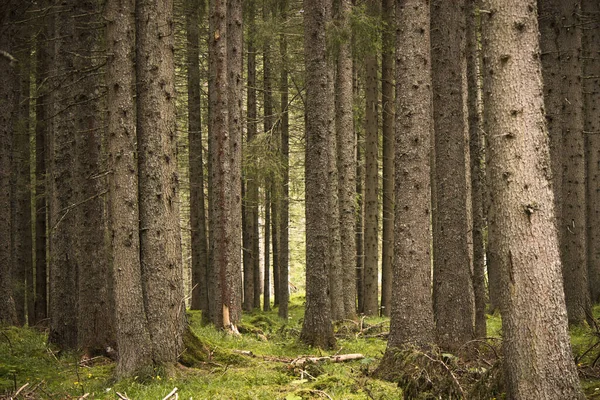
13;382;29;398
116;392;130;400
291;353;364;367
162;387;178;400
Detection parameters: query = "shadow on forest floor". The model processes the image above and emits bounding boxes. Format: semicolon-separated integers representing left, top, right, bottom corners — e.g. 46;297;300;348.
2;297;600;399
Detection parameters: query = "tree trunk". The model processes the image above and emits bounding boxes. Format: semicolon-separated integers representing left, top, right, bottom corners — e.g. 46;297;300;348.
277;0;290;319
300;0;336;349
466;0;487;338
481;1;584;397
380;0;394;319
106;0;153;377
584;0;600;304
539;0;590;325
75;0;114;355
381;0;434;351
431;0;475;351
355;68;365;315
188;0;209;313
136;0;185;361
363;0;380;317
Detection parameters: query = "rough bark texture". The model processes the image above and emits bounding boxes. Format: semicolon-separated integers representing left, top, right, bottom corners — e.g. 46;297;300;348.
106;0;153;377
48;1;80;349
383;0;434;349
336;0;357;319
355;68;365;315
278;0;290;319
363;0;380;317
481;1;584;397
380;0;394;318
226;0;243;325
243;0;258;312
431;0;475;351
75;0;114;354
12;28;33;326
188;0;209;313
300;0;335;349
539;0;590;325
34;6;49;324
0;3;19;325
466;0;487;338
584;0;600;303
136;0;185;361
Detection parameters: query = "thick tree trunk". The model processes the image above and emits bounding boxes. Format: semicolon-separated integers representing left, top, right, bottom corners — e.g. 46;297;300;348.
466;0;487;338
584;0;600;303
363;0;380;317
300;0;336;349
380;0;394;319
336;0;357;319
380;0;434;352
277;0;290;319
539;0;590;325
188;0;209;313
431;0;475;351
136;0;185;361
106;0;153;377
481;1;584;397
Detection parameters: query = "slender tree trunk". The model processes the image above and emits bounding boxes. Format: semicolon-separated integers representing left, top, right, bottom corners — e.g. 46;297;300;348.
355;68;365;315
277;0;290;319
188;0;209;313
136;0;185;360
466;0;487;338
75;0;114;354
106;0;153;377
336;0;356;319
379;0;434;355
0;3;19;325
301;0;336;348
265;187;271;309
363;0;380;317
539;0;590;325
584;0;600;303
380;0;394;318
481;1;584;397
431;0;475;351
244;0;258;312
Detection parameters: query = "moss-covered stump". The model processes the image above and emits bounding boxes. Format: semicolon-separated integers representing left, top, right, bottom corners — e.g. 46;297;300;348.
179;326;251;368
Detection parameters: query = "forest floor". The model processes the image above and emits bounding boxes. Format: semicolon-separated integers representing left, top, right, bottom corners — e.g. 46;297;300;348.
2;295;600;399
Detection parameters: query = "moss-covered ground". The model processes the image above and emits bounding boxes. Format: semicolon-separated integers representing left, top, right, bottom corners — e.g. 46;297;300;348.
3;298;600;399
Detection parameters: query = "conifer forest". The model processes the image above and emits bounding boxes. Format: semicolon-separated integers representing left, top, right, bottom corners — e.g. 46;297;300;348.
2;0;600;398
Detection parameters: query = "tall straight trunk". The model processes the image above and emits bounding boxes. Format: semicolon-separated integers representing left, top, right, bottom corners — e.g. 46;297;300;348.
0;4;19;325
48;1;80;349
75;0;114;354
336;0;356;319
431;0;475;351
481;1;584;397
226;0;243;325
301;0;336;348
355;66;365;315
106;0;153;377
34;7;49;324
539;0;590;325
378;0;434;355
265;187;271;308
244;0;258;312
136;0;185;361
277;0;290;318
188;0;209;313
363;0;380;317
264;14;275;310
13;30;33;326
584;0;600;303
380;0;394;318
269;184;278;312
466;0;486;338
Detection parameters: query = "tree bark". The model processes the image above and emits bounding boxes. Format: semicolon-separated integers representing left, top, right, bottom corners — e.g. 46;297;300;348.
188;0;209;313
300;0;336;349
481;1;584;397
539;0;590;325
431;0;475;351
106;0;153;377
136;0;185;361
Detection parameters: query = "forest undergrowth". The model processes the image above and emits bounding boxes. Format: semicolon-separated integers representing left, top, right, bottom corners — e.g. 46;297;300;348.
3;296;600;399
